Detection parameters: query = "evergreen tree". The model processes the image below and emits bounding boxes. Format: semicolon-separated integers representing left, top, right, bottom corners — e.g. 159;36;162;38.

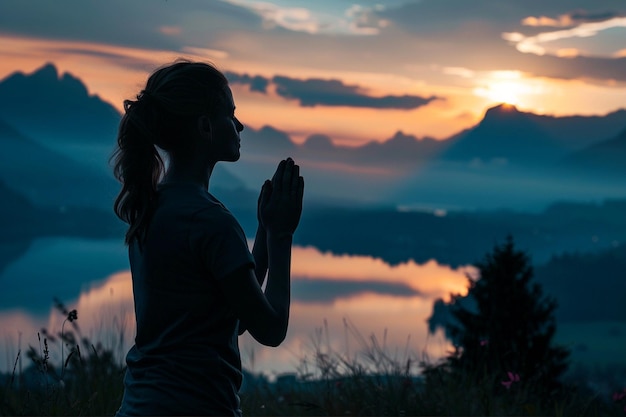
429;236;570;400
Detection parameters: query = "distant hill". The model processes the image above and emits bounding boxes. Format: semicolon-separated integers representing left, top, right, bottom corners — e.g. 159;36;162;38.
243;125;449;171
389;105;626;210
240;105;626;181
442;104;561;166
441;104;626;167
0;63;248;198
1;63;625;210
0;63;121;146
560;127;626;179
0;116;118;209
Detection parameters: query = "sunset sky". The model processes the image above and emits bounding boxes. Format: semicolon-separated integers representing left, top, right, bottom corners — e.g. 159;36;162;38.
1;0;625;145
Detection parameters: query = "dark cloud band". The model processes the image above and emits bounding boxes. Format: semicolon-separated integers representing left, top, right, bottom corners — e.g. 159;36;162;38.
224;71;270;93
226;70;441;110
272;75;441;109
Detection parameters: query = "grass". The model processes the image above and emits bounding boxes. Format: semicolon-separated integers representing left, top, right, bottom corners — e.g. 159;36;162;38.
1;305;625;416
239;320;626;416
0;301;125;415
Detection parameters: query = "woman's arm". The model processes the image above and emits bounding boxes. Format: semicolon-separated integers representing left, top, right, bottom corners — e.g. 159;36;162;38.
223;158;303;346
238;224;268;335
252;205;269;287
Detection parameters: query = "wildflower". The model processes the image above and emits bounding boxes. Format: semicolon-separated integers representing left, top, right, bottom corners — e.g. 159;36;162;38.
67;309;77;322
611;388;626;414
501;371;520;389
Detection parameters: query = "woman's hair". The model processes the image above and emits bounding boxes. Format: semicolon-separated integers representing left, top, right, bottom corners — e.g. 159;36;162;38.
111;60;229;245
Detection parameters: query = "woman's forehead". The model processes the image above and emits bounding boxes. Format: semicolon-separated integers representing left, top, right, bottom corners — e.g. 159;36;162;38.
222;85;235;106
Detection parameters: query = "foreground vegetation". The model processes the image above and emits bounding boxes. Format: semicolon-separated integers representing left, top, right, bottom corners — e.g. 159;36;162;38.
1;312;624;416
1;239;625;415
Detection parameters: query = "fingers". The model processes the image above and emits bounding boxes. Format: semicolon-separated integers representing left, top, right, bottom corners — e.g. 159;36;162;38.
296;176;304;203
290;164;300;194
272;159;287;192
261;179;272;198
272;157;295;193
272;157;303;200
282;158;294;193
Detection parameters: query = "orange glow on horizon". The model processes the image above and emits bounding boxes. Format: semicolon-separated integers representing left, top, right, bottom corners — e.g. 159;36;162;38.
292;246;471;300
1;34;625;148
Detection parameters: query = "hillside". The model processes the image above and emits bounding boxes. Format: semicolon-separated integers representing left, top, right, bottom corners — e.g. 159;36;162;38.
560;127;626;178
0;63;120;146
0;116;118;209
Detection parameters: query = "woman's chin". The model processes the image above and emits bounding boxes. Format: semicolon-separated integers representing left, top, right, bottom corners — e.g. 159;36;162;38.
223;152;240;162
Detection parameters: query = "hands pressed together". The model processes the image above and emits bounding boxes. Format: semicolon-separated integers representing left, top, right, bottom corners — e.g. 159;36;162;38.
258;157;304;237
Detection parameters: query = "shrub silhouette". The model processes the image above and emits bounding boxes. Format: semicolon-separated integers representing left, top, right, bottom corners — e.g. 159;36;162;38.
424;236;571;407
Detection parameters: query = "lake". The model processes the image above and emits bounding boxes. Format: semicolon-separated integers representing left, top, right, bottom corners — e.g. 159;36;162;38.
0;237;623;380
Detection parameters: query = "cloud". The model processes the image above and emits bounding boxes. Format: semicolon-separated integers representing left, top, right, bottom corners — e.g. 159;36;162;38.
522;10;621;28
233;2;320;33
292;277;421;304
369;1;626;83
0;0;262;52
224;71;270;93
344;4;390;35
224;70;443;109
272;75;441;109
508;17;626;57
227;0;394;35
2;0;625;95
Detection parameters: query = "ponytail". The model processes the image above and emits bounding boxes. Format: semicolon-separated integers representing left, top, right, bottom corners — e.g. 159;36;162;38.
111;95;164;246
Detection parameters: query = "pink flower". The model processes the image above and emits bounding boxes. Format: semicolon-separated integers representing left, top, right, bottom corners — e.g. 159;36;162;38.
480;339;488;346
613;388;626;402
501;371;520;389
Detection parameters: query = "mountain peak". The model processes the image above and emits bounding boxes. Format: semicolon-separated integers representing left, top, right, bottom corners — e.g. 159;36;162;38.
484;103;520;117
32;62;60;81
0;63;121;145
479;103;528;127
303;134;334;150
389;130;419;143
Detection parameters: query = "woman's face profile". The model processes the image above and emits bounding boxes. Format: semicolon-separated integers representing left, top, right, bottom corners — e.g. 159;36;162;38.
208;85;244;163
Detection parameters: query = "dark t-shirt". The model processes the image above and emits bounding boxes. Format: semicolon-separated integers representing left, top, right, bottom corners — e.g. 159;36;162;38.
116;182;255;416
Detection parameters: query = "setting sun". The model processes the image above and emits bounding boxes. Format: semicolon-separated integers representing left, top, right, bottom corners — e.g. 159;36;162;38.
472;71;541;107
476;80;527;105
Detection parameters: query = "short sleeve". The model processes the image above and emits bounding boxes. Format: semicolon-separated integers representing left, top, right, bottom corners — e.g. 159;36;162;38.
191;208;255;281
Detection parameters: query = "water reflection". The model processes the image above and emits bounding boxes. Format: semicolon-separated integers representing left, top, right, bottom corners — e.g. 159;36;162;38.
1;245;470;376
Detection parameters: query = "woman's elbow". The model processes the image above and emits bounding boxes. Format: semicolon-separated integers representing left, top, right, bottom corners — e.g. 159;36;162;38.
263;332;286;347
254;323;288;347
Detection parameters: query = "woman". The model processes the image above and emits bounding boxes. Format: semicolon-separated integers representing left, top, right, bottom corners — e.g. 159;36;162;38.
111;60;304;416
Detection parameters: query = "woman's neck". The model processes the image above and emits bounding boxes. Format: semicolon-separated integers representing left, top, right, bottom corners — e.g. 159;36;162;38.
163;159;215;190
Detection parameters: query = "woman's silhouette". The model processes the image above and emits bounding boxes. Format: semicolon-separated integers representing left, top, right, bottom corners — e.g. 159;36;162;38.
111;60;304;416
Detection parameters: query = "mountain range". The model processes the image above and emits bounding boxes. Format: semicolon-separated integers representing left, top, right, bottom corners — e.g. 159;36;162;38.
1;64;625;328
1;63;625;212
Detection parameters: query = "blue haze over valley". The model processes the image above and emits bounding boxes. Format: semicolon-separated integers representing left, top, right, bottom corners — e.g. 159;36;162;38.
0;64;625;362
